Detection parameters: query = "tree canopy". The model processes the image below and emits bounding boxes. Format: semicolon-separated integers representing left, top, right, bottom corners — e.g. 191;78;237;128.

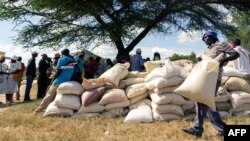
1;0;250;62
226;11;250;51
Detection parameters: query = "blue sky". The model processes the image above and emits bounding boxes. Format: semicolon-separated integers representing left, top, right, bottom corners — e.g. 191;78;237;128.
0;20;226;65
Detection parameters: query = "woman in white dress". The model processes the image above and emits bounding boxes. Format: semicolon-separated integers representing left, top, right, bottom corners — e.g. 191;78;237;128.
0;55;9;103
6;56;21;104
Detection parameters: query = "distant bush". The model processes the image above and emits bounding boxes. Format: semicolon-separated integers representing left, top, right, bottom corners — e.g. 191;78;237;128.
169;52;197;63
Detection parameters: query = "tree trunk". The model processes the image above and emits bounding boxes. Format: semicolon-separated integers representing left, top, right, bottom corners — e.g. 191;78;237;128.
116;48;131;64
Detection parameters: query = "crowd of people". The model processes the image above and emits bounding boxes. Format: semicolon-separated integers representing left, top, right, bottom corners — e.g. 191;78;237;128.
0;47;162;106
0;31;250;137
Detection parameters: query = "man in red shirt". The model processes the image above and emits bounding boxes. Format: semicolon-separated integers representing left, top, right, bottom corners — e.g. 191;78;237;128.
16;56;25;100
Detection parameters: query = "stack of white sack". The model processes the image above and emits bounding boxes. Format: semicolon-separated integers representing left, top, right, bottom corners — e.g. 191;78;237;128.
99;88;130;118
150;92;187;121
215;86;232;118
229;91;250;116
122;70;153;123
144;59;194;73
145;60;189;92
182;99;196;120
124;72;149;104
43;81;84;117
143;60;191;121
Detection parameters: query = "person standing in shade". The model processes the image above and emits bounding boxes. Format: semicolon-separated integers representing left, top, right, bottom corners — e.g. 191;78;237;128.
24;51;38;102
106;58;114;69
16;56;25;101
153;52;161;61
72;51;85;84
182;31;239;137
53;52;61;67
131;48;144;71
35;48;75;113
37;54;51;99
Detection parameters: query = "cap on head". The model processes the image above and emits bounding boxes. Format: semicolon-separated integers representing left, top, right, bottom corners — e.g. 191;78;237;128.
11;55;18;61
136;48;141;54
31;51;38;55
203;30;218;41
41;54;47;58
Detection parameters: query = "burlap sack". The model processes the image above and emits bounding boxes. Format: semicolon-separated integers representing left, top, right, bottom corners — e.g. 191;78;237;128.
225;77;250;93
152;85;179;94
43;102;74;117
99;89;128;105
57;81;84;95
145;77;183;90
127;71;148;78
124;105;153;123
54;94;81;110
129;91;149;104
174;57;221;109
82;78;106;90
125;78;145;86
76;102;105;114
145;60;179;82
105;100;130;111
150;93;186;105
129;99;152;110
144;60;166;72
223;66;245;78
151;102;184;115
126;83;147;98
99;63;129;87
230;91;250;109
152;110;182;121
81;87;105;106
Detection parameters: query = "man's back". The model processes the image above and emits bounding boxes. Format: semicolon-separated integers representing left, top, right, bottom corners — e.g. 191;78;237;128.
233;46;250;73
53;56;74;85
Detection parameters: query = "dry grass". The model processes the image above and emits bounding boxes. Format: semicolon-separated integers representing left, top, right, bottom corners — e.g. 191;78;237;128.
0;82;250;141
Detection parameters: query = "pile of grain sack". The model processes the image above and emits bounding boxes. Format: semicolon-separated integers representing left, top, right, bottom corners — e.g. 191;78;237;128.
43;59;250;123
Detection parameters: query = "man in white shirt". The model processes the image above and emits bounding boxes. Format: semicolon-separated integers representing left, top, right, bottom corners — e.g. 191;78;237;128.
231;38;250;78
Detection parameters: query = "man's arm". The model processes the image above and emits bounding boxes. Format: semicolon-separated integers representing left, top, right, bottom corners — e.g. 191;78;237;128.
220;45;240;66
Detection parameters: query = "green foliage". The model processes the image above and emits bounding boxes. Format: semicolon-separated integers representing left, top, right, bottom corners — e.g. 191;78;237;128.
169;52;197;63
1;0;250;58
226;12;250;51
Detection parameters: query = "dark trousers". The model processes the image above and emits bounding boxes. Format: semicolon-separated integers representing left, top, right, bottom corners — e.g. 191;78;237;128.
6;94;13;103
24;75;34;101
37;74;48;99
71;72;83;84
193;80;225;133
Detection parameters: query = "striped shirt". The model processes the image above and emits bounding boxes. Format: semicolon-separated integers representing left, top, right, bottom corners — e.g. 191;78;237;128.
202;41;238;80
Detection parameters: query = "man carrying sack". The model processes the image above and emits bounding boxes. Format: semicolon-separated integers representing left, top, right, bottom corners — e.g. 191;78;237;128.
179;31;240;137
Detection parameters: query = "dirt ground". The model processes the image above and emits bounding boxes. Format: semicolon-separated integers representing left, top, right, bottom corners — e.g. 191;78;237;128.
0;80;38;107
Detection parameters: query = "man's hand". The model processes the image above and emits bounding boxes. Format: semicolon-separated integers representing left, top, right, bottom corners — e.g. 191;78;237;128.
219;59;226;67
197;57;202;62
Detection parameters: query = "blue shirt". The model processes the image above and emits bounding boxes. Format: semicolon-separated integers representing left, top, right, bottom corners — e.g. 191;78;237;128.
54;56;74;85
74;57;84;73
131;54;144;71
